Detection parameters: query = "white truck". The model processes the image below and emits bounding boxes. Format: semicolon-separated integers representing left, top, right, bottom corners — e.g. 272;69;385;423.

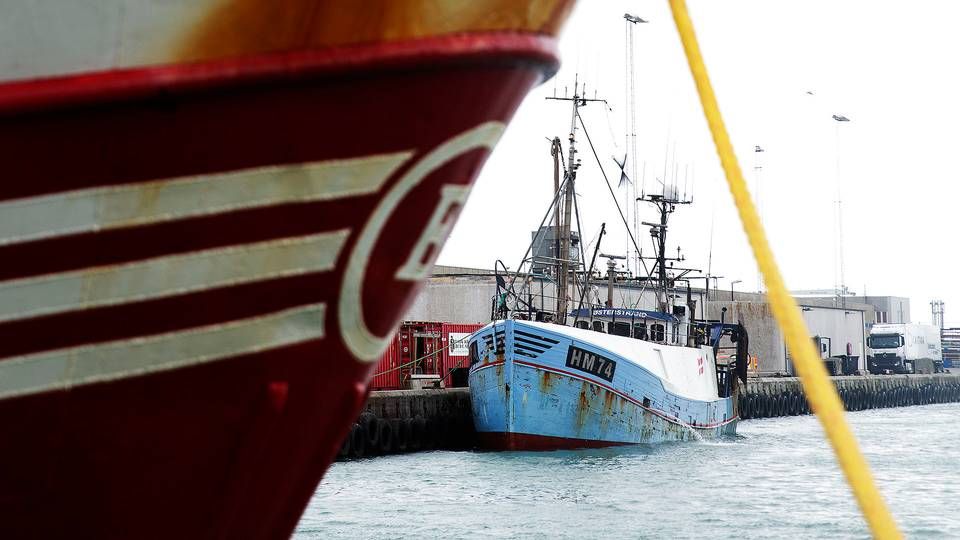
867;323;942;374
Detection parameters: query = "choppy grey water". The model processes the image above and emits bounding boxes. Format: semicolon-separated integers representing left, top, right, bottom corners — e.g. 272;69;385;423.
296;403;960;539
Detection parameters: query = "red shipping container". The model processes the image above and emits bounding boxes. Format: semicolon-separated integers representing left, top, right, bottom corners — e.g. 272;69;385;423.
440;322;484;384
370;335;402;391
369;321;484;391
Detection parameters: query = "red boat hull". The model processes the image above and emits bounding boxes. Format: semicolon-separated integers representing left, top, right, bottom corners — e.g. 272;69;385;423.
478;431;633;452
0;34;557;538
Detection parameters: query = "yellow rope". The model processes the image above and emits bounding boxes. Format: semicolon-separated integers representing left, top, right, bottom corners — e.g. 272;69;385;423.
666;1;901;537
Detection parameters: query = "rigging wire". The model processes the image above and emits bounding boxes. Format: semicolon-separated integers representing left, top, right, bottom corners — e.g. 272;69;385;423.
576;110;654;304
668;2;901;538
503;166;574;314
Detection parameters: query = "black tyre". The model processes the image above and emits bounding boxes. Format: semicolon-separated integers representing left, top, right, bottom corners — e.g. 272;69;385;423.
440;415;457;447
360;412;379;449
377;419;393;455
414;416;428;449
406;418;421;451
392;418;408;452
350;423;366;459
337;428;352;460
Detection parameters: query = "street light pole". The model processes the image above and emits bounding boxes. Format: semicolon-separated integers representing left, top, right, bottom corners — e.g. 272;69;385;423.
731;279;742;301
833;114;850;309
754;145;764;293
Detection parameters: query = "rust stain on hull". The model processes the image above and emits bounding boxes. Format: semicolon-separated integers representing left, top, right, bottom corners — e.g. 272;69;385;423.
574;381;590;430
176;0;575;64
539;370;555;394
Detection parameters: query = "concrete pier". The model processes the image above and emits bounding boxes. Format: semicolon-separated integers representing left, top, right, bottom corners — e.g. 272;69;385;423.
337;388;476;460
337;373;960;459
741;373;960;419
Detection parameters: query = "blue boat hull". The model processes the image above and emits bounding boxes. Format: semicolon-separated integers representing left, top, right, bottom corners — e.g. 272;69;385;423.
468;320;737;450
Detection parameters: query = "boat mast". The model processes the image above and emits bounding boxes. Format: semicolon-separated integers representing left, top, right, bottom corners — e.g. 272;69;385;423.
551;136;562;310
639;193;692;313
559;80;579;323
546;76;605;324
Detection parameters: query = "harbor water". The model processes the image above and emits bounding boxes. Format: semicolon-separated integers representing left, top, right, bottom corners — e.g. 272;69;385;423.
296;403;960;539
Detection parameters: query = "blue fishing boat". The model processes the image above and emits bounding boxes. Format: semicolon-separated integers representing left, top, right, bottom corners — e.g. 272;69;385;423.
468;314;747;449
468;80;749;450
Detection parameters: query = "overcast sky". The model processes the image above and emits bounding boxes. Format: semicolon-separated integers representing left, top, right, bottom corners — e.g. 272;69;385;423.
438;0;960;325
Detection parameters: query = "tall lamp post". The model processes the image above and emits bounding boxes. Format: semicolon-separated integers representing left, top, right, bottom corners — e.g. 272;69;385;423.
833;114;850;309
730;279;742;301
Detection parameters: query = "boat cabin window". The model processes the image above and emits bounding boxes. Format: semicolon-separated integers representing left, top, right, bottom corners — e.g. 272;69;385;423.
575;321;590;330
592;321;605;333
469;341;480;365
650;323;665;342
633;323;647;340
610;321;631;337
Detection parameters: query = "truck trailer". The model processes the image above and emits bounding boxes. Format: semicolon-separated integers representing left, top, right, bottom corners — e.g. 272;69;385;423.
867;323;942;374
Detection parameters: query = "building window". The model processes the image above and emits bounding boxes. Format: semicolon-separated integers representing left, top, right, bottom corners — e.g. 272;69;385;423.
876;311;887;324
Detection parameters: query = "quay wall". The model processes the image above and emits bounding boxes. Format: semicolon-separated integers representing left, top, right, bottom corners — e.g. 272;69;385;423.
338;374;960;459
740;373;960;419
337;389;476;460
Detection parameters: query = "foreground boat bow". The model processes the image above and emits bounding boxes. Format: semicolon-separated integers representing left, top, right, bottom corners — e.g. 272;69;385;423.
0;1;573;537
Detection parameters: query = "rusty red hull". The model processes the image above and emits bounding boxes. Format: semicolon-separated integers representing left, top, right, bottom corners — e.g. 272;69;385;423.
0;34;558;538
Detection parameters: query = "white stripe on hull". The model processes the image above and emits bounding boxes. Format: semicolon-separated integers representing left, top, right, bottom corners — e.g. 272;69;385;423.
0;152;409;246
0;303;326;400
0;230;349;323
